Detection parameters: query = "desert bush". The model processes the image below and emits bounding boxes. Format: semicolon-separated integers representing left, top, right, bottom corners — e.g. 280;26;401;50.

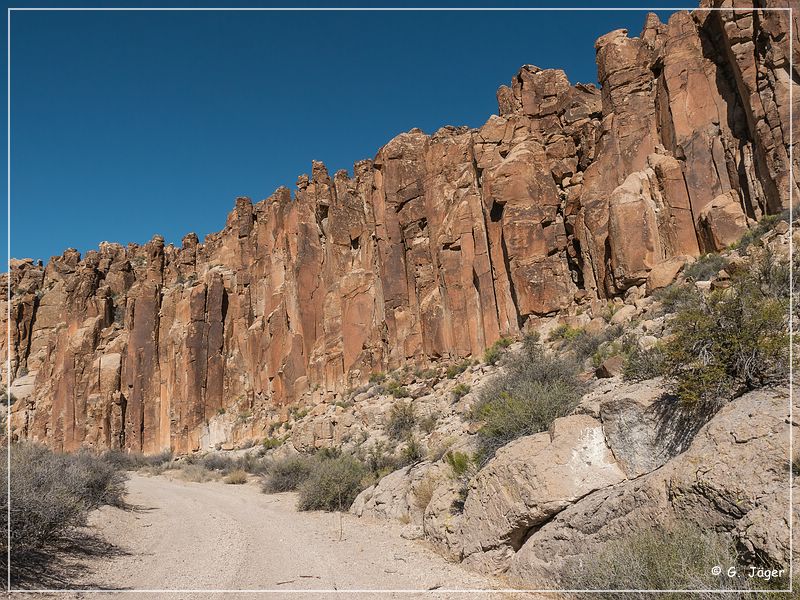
444;450;473;477
451;383;471;401
627;252;792;408
623;344;665;382
386;401;416;440
262;436;285;450
562;521;772;598
2;443;127;583
684;253;729;282
413;475;439;512
261;455;315;493
653;283;701;313
568;325;624;363
399;437;426;466
483;337;512;366
361;440;398;476
732;210;790;253
418;411;439;434
224;469;248;485
101;449;173;471
178;464;217;483
384;379;410;398
297;455;368;512
369;371;387;384
415;368;438;380
446;359;471;379
472;335;581;458
549;324;584;342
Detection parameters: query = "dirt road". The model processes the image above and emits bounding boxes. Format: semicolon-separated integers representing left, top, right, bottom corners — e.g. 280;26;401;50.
61;473;509;599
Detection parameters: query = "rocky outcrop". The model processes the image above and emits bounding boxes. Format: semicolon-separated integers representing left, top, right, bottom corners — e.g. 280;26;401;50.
507;388;794;586
2;2;797;452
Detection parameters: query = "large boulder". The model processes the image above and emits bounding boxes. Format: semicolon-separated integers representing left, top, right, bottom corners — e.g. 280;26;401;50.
458;414;627;570
506;388;793;586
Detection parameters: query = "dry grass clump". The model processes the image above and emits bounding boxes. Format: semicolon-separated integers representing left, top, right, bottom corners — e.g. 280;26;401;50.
177;464;218;483
224;469;248;485
561;521;783;599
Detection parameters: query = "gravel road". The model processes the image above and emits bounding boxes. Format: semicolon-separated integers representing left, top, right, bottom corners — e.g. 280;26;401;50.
58;473;512;599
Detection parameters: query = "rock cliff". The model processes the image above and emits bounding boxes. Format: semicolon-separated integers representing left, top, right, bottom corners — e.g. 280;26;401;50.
2;2;797;453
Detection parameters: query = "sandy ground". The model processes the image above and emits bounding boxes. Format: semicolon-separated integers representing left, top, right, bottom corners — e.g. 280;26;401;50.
41;473;523;600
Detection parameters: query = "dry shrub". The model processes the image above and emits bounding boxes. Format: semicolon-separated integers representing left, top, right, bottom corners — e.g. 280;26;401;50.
224;469;248;485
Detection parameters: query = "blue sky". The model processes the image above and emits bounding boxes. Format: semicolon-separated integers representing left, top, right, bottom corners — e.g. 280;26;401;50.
5;1;687;264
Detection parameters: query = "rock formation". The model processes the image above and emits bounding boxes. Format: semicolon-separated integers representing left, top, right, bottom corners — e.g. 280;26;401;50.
2;1;797;453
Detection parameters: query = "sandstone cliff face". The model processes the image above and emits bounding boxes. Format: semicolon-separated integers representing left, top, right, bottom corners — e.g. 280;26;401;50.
2;2;797;453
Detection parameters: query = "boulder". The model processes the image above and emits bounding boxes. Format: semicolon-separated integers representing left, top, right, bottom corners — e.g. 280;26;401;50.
458;414;626;568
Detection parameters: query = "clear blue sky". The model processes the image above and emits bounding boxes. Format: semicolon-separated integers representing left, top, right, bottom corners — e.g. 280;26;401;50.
5;1;687;264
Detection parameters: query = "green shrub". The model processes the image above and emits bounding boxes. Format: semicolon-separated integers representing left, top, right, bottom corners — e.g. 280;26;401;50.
451;383;471;401
446;359;471;378
731;210;790;252
569;325;624;363
361;440;399;476
623;344;665;382
399;437;426;466
684;253;729;282
472;336;581;458
261;455;315;493
629;252;792;408
386;401;416;439
2;444;128;584
415;368;439;380
444;450;472;477
262;436;285;450
369;371;387;384
653;283;701;313
297;455;368;512
562;521;775;598
549;324;584;342
483;337;512;365
384;379;410;398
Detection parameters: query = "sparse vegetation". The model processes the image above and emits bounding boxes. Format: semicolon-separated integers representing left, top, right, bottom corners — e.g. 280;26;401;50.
3;443;128;584
471;334;582;458
261;455;314;493
399;437;426;466
384;379;411;398
446;360;471;379
483;337;512;366
731;210;790;253
297;454;369;512
444;450;473;477
386;401;416;440
224;469;248;485
100;449;173;471
549;324;584;342
450;383;471;401
683;253;729;282
418;411;439;434
262;436;285;450
413;475;439;512
178;463;219;483
562;521;779;598
369;371;387;384
625;249;793;408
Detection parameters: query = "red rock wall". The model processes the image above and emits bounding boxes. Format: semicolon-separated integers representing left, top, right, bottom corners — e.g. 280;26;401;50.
2;4;797;452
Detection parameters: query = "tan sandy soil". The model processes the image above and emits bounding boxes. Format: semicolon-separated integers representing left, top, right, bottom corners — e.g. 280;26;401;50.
47;473;525;600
